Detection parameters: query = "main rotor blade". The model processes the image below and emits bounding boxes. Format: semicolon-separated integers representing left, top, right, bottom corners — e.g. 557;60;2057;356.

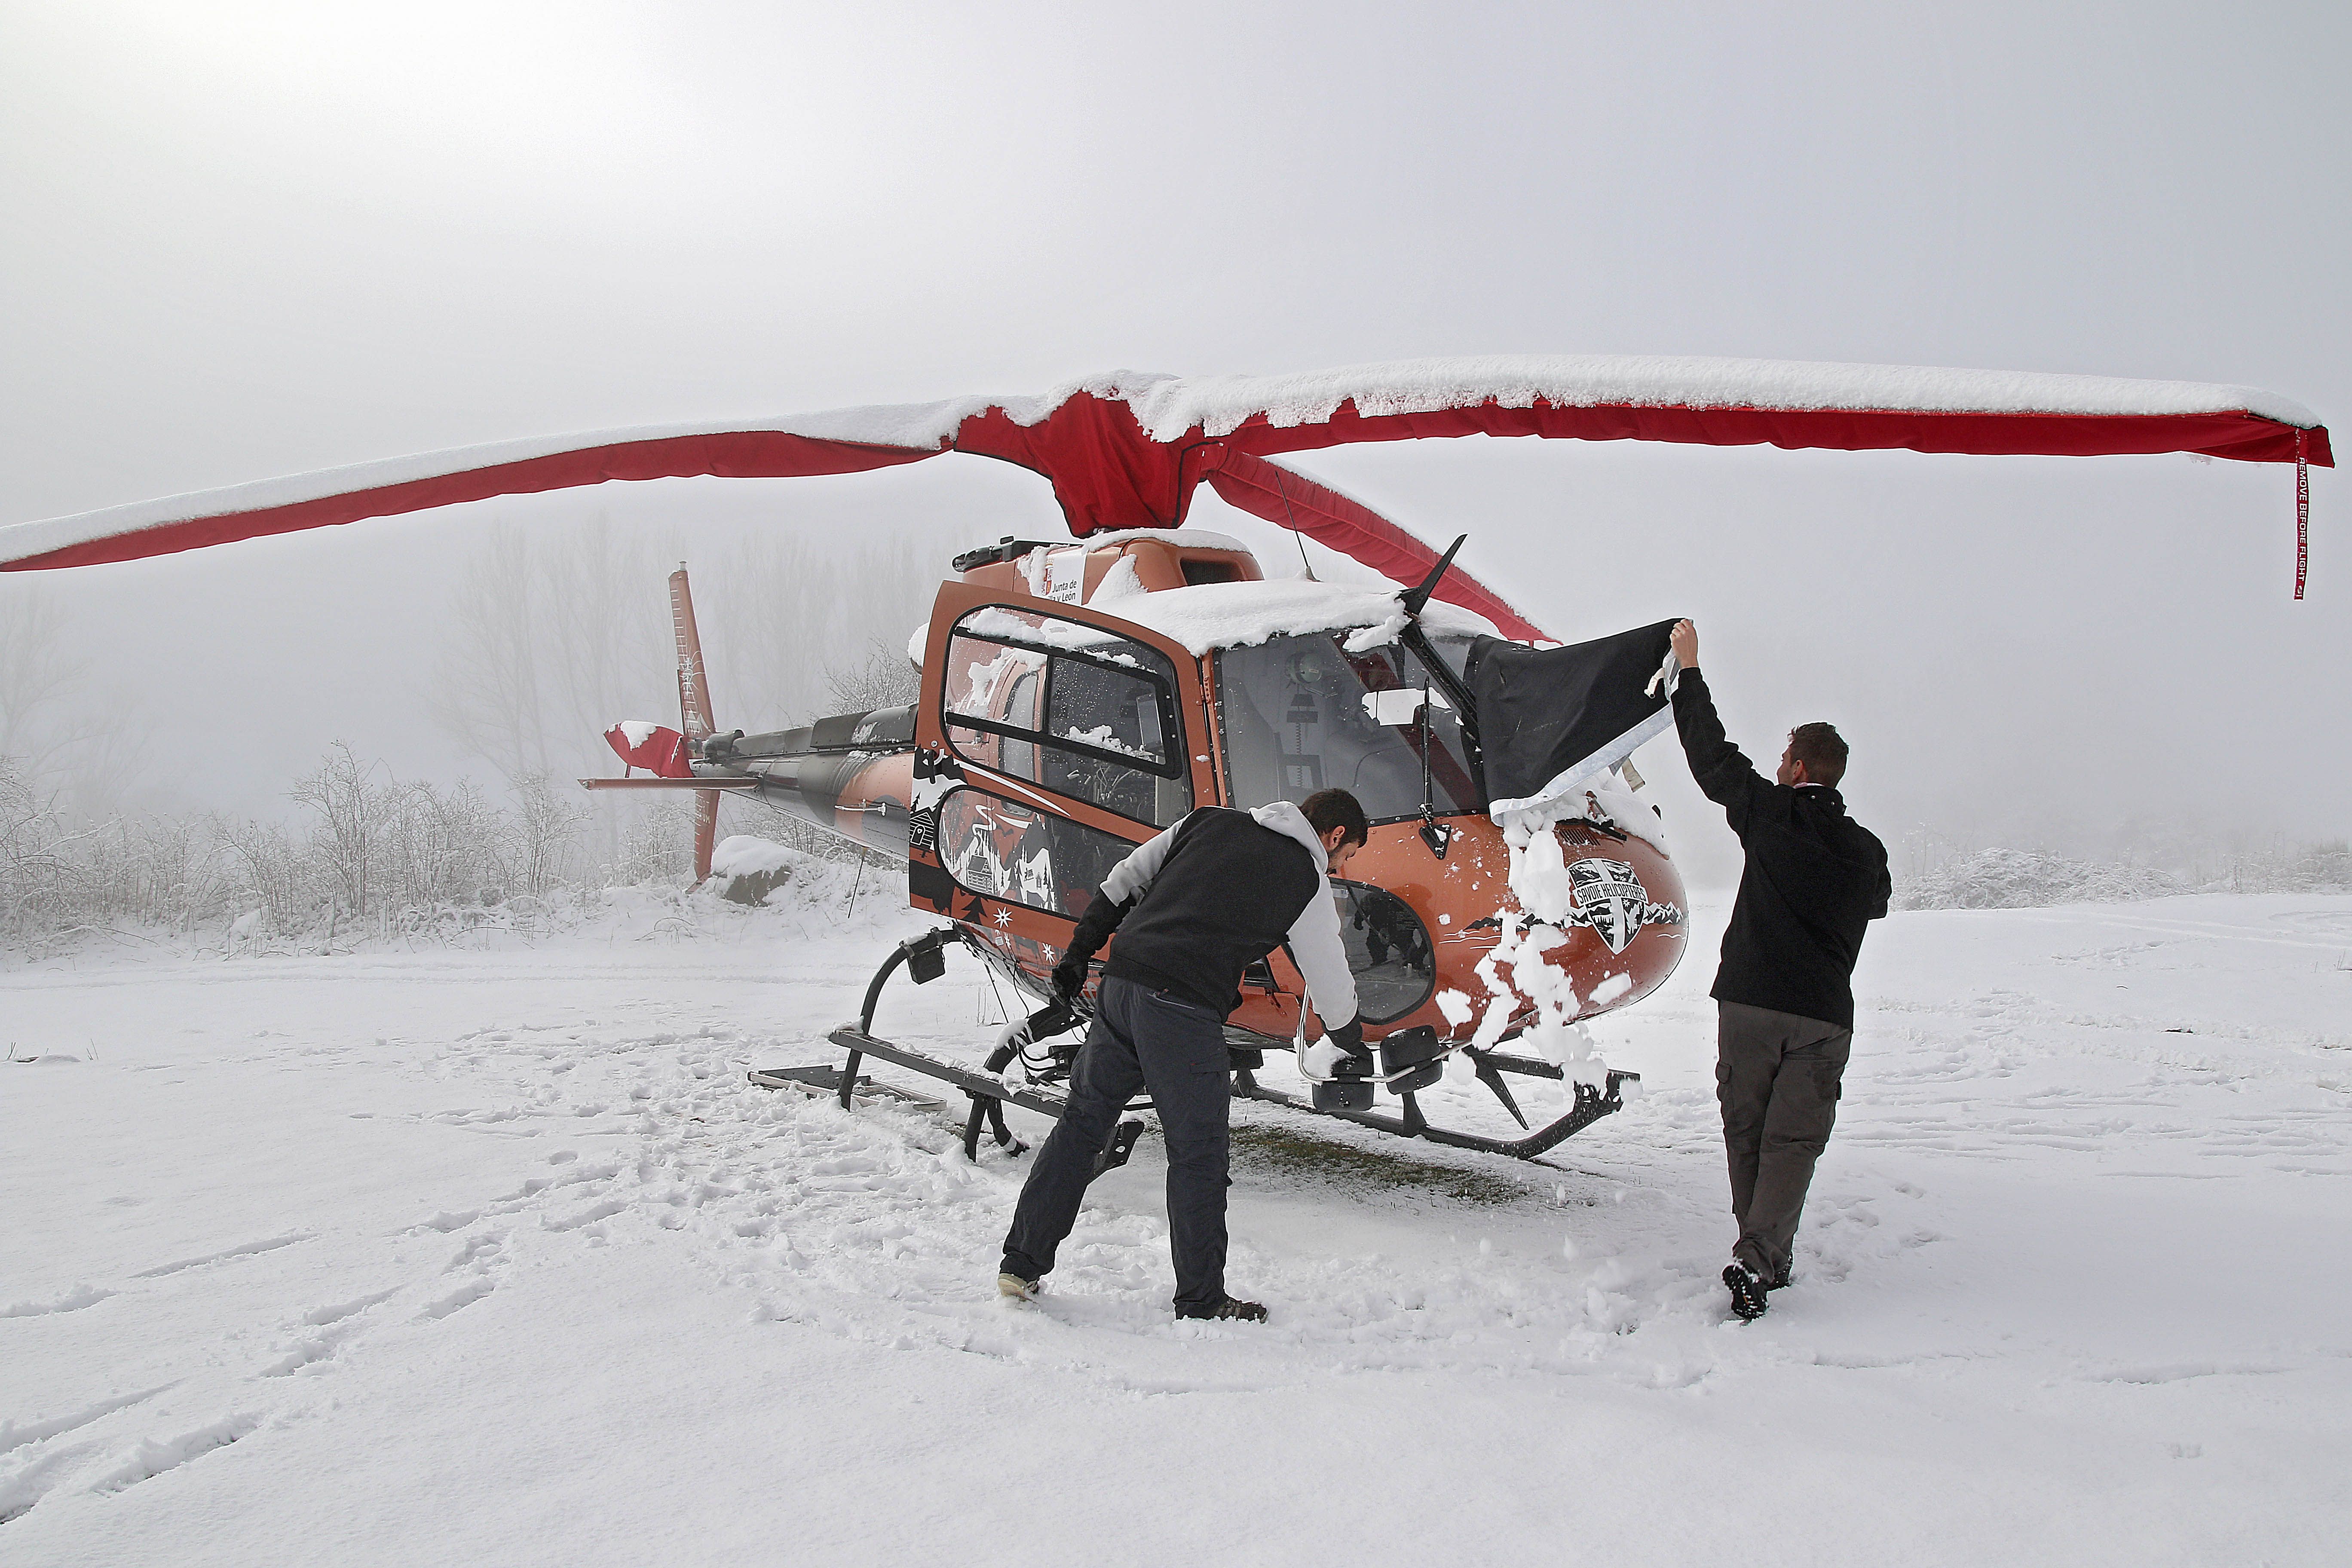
1201;450;1550;642
5;355;2325;576
0;426;951;570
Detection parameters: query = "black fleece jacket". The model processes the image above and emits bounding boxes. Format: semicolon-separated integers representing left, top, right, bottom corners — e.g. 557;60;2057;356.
1672;669;1890;1029
1061;806;1358;1031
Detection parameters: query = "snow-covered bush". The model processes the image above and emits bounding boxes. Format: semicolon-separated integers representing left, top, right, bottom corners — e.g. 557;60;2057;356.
2;746;618;954
601;798;695;888
0;757;83;945
506;771;590;899
2193;839;2352;895
0;736;916;956
1896;848;2179;910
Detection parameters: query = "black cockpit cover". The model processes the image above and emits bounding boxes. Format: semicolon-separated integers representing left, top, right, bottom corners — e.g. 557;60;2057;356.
1465;620;1679;815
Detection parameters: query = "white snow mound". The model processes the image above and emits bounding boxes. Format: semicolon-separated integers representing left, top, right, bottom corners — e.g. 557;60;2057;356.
708;836;801;880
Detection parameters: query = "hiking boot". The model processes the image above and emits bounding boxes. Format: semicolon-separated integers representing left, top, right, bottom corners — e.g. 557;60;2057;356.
997;1269;1039;1302
1176;1295;1268;1323
1723;1262;1769;1321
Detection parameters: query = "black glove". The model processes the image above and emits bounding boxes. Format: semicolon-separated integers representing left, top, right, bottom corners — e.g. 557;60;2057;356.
1054;887;1132;1001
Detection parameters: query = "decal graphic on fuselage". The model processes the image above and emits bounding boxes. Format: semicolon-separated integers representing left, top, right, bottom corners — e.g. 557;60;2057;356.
1565;858;1684;955
947;798;1010;895
943;794;1056;911
1453;859;1687;957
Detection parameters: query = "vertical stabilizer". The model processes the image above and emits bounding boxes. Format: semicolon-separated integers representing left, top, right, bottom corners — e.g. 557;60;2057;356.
671;566;715;740
669;565;720;882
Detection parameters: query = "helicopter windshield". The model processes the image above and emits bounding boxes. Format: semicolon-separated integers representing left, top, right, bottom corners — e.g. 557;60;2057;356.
1215;632;1479;821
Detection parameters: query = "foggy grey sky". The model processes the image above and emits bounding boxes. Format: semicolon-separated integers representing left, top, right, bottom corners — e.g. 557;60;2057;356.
3;1;2346;887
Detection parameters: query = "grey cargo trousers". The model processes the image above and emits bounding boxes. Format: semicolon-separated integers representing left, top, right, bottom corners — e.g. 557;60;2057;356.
1002;976;1232;1313
1717;1000;1853;1287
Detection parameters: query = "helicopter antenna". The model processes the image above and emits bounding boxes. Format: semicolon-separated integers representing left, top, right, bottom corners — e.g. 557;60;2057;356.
1271;470;1317;580
1399;533;1468;619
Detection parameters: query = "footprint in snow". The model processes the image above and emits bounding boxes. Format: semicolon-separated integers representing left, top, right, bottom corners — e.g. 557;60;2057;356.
542;1198;628;1232
444;1232;505;1271
0;1283;116;1319
87;1415;259;1494
258;1326;353;1378
0;1385;175;1457
131;1233;312;1279
419;1278;496;1320
302;1286;401;1326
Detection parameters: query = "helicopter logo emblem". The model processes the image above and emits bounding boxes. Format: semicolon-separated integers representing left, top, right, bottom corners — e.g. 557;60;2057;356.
1565;858;1684;955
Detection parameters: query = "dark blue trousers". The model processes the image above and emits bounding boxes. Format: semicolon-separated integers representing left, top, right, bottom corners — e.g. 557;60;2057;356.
1001;975;1233;1312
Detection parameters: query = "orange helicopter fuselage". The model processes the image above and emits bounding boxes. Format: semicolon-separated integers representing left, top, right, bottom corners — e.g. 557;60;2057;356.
722;533;1687;1049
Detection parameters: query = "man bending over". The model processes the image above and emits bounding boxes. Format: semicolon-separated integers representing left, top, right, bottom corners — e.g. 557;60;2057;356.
1670;620;1890;1322
999;789;1370;1322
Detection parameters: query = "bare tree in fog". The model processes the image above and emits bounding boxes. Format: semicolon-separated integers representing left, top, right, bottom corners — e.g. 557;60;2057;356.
288;741;380;920
697;529;947;728
0;590;83;774
541;514;672;765
824;639;921;714
423;512;956;867
0;582;151;816
428;529;562;784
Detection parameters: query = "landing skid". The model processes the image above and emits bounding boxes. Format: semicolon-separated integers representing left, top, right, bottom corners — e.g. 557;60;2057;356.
748;926;1640;1169
766;1026;1148;1178
747;1063;946;1115
1230;1060;1637;1161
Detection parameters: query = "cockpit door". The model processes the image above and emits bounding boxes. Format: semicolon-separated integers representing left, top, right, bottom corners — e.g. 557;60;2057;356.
907;582;1213;953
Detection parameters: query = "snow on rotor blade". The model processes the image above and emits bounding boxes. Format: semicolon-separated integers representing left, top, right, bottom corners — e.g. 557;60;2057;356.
0;405;976;570
6;355;2325;573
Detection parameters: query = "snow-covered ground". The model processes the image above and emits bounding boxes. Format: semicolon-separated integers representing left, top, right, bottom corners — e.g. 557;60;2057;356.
4;890;2348;1565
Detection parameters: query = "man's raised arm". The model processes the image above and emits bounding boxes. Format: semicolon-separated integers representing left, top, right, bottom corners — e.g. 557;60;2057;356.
1669;619;1767;832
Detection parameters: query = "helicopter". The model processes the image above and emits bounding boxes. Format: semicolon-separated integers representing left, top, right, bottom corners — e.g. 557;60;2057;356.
596;532;1688;1167
3;355;2329;1171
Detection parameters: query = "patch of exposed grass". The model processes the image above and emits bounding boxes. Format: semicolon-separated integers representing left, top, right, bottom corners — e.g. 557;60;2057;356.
1230;1121;1531;1206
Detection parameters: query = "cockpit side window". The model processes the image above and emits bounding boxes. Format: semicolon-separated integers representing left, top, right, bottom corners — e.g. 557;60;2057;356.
1215;633;1480;820
998;670;1039;781
942;606;1193;828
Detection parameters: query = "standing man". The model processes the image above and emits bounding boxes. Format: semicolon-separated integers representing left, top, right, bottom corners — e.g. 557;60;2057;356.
1669;620;1890;1321
998;789;1371;1323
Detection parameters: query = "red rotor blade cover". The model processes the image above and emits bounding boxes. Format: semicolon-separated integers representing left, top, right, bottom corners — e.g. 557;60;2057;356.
605;723;692;778
1198;447;1551;643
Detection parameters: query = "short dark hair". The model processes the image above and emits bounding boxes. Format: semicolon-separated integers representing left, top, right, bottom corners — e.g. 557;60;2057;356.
1302;788;1369;849
1787;723;1849;787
